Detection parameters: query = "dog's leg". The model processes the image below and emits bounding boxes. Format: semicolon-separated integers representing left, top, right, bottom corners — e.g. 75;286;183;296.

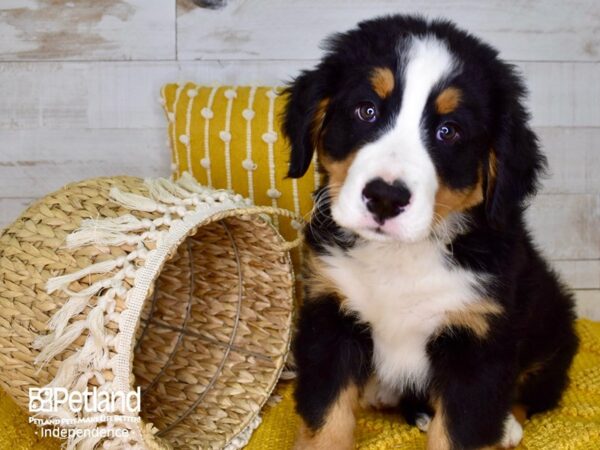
427;398;522;450
427;399;453;450
399;388;434;431
292;294;373;450
294;384;359;450
427;331;519;450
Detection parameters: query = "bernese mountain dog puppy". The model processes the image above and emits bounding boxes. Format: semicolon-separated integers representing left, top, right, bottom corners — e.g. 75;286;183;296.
282;15;579;450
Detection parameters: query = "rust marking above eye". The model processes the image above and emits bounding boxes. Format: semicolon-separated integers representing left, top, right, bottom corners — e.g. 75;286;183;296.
435;87;462;114
370;67;395;98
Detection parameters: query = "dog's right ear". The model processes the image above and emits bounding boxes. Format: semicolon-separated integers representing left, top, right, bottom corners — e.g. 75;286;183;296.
282;69;329;178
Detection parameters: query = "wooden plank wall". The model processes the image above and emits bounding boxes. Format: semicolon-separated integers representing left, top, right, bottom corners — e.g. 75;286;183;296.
0;0;598;317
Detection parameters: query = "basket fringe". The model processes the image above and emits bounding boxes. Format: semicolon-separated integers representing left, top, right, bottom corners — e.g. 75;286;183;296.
145;177;186;204
69;229;146;248
87;302;107;347
47;296;89;335
67;215;163;248
33;321;87;366
35;173;297;449
47;352;80;388
77;214;149;234
62;277;115;298
177;171;211;194
46;258;123;294
109;187;162;212
159;176;196;198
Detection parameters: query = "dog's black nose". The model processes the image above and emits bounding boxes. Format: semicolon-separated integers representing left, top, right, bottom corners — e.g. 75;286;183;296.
362;178;411;225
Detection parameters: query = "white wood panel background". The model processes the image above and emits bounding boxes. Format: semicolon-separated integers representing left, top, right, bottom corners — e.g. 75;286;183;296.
0;0;598;318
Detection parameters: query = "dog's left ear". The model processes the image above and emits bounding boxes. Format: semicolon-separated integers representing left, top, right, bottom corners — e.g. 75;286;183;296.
485;65;547;229
282;68;330;179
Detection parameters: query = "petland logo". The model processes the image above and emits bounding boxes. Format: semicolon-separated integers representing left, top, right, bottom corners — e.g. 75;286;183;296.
29;386;141;414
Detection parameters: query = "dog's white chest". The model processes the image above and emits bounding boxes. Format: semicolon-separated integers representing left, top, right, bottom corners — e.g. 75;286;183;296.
320;240;481;392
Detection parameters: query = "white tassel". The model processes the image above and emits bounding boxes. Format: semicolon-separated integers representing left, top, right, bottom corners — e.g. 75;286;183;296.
157;176;194;198
75;336;97;370
177;171;209;193
81;214;146;231
66;215;151;248
80;214;147;232
47;296;89;336
67;229;142;248
34;321;87;366
46;259;122;294
109;187;161;212
73;372;92;393
62;277;114;298
145;178;183;204
87;303;106;346
77;337;108;377
47;352;80;389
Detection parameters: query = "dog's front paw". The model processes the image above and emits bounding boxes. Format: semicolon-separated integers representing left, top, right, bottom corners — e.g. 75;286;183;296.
498;413;523;448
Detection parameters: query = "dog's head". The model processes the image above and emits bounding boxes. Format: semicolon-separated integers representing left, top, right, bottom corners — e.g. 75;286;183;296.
283;15;545;243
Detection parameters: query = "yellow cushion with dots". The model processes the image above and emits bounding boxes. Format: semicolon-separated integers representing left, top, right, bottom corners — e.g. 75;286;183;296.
161;84;320;248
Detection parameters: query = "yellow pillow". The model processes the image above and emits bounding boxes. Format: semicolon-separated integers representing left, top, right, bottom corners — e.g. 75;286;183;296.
161;84;318;248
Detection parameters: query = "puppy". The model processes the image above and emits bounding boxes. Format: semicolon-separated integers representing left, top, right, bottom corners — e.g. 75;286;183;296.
282;15;579;450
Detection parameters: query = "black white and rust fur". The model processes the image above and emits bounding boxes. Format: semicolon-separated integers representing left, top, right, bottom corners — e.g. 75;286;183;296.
283;15;579;450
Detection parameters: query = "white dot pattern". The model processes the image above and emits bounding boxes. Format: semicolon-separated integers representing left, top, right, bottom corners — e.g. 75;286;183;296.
202;87;219;187
265;89;280;227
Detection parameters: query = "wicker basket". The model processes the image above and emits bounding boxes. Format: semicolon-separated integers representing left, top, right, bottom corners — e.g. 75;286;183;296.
0;174;296;449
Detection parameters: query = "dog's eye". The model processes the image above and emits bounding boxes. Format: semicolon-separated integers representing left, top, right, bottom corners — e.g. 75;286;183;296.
435;122;461;143
355;102;378;123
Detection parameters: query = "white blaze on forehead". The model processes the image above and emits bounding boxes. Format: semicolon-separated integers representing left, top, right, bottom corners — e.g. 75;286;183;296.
397;36;455;136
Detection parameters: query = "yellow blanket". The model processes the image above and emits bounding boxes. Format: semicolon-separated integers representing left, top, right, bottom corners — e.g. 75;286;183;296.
1;319;599;450
246;319;600;450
